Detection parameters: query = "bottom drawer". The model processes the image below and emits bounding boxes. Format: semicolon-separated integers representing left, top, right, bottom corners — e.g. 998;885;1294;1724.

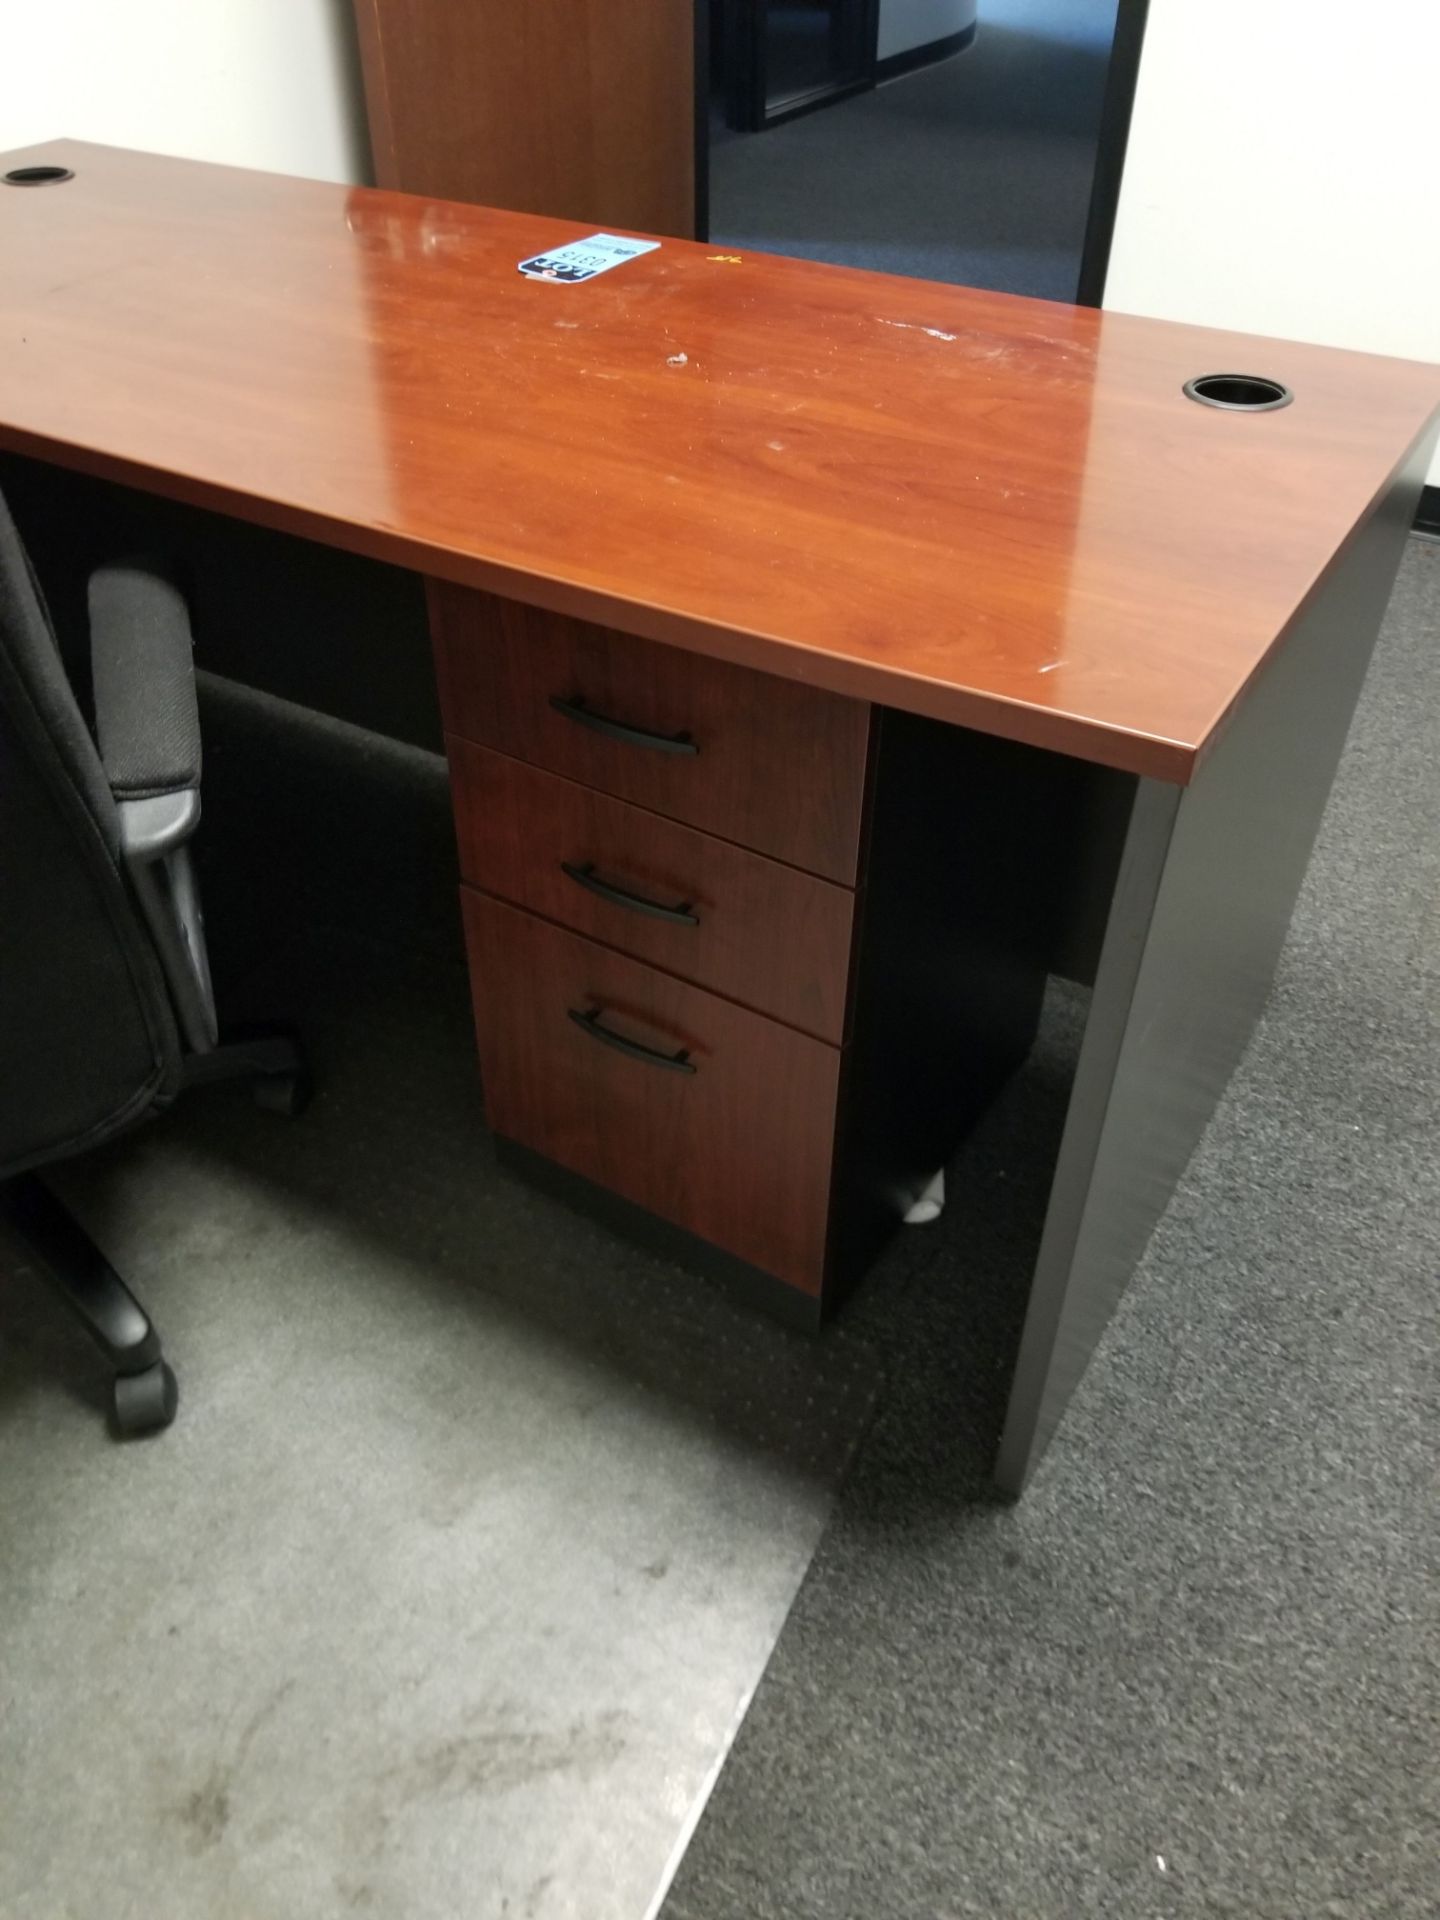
463;890;841;1295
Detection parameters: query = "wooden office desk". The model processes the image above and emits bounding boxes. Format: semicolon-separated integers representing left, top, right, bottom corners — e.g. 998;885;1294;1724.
3;141;1436;1489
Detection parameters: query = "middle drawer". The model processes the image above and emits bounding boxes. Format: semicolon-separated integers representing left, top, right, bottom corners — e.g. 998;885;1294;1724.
450;741;856;1044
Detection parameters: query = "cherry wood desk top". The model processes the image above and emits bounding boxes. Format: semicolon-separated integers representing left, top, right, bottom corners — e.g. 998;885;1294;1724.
3;141;1437;782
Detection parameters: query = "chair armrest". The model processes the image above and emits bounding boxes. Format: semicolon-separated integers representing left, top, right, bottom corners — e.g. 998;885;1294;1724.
88;558;200;811
88;558;217;1051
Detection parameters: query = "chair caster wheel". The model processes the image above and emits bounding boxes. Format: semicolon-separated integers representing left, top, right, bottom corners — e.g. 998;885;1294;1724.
253;1068;311;1117
113;1361;178;1436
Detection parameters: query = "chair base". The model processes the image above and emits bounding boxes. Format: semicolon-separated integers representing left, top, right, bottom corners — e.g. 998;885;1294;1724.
1;1172;175;1435
2;1024;307;1437
183;1025;311;1116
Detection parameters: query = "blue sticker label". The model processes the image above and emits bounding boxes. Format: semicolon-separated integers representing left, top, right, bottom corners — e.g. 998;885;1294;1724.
518;233;661;284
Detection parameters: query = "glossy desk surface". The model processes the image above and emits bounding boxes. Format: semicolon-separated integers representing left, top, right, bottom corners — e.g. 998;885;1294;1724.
3;141;1437;781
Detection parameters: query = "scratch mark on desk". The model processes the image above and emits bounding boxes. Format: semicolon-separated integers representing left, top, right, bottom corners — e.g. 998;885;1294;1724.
877;317;958;343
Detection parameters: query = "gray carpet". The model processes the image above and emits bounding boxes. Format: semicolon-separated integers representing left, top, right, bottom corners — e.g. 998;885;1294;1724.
710;0;1119;300
662;533;1440;1917
4;527;1435;1917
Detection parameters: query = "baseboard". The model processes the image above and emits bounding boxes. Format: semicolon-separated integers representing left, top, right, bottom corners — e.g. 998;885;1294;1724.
875;24;977;85
492;1135;825;1332
1415;484;1440;536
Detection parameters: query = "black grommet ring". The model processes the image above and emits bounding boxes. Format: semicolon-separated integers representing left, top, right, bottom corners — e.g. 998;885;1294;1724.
4;166;76;187
1183;373;1293;412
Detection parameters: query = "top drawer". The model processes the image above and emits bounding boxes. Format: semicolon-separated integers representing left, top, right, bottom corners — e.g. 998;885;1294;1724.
429;584;871;884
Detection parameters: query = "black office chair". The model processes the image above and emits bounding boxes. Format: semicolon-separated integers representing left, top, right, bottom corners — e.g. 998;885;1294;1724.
0;485;306;1435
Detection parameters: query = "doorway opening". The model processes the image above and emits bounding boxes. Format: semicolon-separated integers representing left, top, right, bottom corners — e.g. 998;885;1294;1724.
704;0;1146;306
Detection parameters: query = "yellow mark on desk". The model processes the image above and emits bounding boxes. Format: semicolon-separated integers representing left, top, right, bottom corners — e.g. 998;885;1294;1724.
708;254;743;264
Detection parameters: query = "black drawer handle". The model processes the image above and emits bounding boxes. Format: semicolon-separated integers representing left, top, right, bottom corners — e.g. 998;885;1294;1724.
550;695;699;755
561;861;700;926
568;1006;698;1074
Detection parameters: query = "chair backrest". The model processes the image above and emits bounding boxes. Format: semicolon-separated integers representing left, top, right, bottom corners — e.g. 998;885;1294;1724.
0;485;181;1179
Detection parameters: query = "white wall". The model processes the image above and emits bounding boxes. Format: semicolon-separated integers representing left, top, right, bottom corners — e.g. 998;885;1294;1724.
878;0;978;64
1107;0;1440;484
0;0;370;185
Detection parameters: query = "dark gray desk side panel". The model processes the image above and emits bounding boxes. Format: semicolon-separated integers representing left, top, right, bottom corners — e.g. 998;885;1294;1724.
996;441;1433;1493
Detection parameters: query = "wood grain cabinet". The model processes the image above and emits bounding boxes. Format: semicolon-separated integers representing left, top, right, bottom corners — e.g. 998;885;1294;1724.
435;584;1055;1319
431;585;872;883
449;744;857;1042
351;0;700;238
463;892;844;1292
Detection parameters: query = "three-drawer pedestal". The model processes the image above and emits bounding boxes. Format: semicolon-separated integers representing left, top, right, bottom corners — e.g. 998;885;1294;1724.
430;583;1054;1323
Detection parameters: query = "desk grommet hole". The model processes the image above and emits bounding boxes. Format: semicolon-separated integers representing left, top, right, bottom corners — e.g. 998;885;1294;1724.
3;166;75;187
1183;372;1293;413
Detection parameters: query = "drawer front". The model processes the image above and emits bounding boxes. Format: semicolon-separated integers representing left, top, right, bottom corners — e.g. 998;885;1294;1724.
463;891;840;1295
450;743;855;1042
430;583;871;884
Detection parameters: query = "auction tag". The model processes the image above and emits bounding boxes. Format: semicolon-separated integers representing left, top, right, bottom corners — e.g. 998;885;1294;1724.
518;234;661;284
